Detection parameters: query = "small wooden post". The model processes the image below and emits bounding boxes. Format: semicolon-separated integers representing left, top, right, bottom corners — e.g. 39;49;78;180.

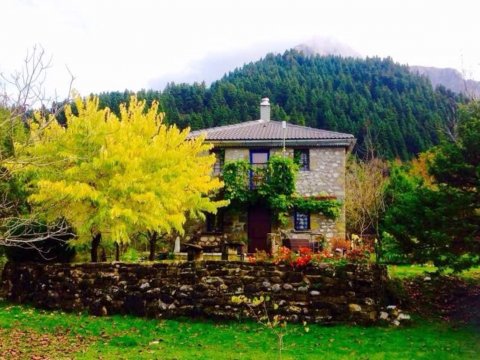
185;243;203;261
222;242;244;261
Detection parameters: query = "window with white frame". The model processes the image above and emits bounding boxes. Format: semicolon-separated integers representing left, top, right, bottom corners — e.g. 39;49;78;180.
294;210;310;231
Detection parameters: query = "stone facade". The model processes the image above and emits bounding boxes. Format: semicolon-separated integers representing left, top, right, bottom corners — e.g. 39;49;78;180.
2;261;388;324
295;148;346;198
219;146;347;243
224;148;249;162
224;146;346;198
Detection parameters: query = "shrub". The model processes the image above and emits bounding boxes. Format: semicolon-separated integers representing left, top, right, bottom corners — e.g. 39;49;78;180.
330;237;351;252
120;247;141;262
5;239;75;263
380;232;411;264
345;248;370;263
0;247;6;270
4;220;75;263
247;250;271;263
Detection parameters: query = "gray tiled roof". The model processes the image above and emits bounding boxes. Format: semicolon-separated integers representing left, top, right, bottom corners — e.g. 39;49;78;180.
189;120;354;142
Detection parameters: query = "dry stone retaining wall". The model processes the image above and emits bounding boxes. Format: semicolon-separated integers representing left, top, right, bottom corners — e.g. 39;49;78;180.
1;261;387;324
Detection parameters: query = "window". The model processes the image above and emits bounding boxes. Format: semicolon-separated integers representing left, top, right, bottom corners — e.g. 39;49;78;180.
294;149;310;171
250;149;269;189
206;210;224;233
294;210;310;231
211;149;225;175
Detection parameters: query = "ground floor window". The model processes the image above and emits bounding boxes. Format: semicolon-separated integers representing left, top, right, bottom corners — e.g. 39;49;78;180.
206;210;224;233
294;210;310;231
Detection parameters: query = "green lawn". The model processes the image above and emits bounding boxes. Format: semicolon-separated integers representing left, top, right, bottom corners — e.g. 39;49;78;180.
0;301;479;359
387;264;480;281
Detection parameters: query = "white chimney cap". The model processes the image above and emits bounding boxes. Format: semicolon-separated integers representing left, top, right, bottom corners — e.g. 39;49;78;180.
260;97;271;121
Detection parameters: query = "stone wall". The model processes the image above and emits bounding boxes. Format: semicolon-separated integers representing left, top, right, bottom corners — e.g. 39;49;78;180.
224;148;249;162
295;147;346;198
2;261;387;324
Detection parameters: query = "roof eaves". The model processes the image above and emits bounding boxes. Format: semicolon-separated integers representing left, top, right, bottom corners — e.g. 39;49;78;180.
207;138;355;149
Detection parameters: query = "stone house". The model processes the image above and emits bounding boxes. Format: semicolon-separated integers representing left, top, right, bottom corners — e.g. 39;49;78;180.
188;98;355;254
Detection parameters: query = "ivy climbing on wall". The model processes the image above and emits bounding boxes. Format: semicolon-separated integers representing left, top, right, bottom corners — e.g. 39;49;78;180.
222;155;342;224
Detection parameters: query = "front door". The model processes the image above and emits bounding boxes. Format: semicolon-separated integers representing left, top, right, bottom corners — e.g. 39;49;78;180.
248;205;271;253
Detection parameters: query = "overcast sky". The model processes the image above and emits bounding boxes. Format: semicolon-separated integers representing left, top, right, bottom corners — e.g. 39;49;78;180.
1;0;479;99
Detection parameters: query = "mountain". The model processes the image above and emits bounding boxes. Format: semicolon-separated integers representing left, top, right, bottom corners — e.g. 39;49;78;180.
295;41;480;98
97;50;461;160
409;66;480;98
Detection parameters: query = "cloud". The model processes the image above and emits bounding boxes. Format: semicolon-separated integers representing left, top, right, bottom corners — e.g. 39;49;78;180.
147;36;366;90
148;39;298;90
294;36;362;58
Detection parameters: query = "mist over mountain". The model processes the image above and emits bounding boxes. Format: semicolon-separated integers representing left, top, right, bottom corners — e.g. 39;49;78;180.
409;66;480;98
148;40;297;90
294;37;362;58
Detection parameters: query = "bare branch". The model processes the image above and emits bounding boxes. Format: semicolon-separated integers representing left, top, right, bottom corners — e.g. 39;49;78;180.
0;46;76;255
345;155;388;238
0;217;74;260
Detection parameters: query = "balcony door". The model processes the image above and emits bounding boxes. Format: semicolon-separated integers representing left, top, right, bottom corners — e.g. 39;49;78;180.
249;149;269;189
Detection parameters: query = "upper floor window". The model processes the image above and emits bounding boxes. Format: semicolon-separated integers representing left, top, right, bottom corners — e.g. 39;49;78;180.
211;149;225;175
294;210;310;231
294;149;310;171
250;149;269;189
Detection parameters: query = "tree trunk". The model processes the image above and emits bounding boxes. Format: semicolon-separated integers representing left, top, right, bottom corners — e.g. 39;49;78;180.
91;233;101;263
148;231;158;261
100;247;107;262
115;242;120;261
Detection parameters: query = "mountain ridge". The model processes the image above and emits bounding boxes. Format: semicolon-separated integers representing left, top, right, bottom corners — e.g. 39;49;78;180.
293;40;479;98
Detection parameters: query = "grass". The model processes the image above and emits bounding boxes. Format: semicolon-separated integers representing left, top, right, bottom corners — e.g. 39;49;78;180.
387;264;438;279
387;264;480;281
1;301;479;359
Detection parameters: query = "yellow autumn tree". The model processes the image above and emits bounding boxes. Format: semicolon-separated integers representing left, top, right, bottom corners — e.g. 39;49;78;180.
14;96;227;261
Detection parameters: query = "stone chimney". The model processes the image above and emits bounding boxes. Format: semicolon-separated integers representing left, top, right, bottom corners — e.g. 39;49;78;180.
260;97;270;121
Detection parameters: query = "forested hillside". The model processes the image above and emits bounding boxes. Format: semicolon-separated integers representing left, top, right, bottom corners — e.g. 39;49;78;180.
96;50;462;159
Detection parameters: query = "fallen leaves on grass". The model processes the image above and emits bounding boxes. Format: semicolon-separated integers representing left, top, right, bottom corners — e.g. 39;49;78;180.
398;276;480;325
0;328;91;360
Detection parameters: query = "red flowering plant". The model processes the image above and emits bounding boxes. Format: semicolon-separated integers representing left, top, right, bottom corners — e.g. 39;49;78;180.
294;247;313;268
273;246;314;268
310;249;335;264
250;244;371;267
273;246;292;265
